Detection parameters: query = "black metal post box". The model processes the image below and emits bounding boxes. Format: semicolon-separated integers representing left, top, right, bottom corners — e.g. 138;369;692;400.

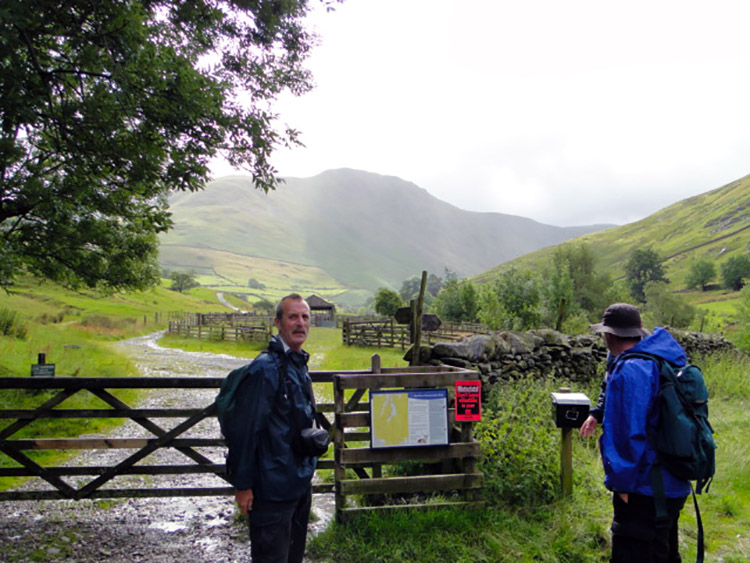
551;392;590;429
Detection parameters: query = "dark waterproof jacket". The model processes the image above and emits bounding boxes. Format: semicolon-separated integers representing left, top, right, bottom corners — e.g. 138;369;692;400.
225;336;316;501
600;327;691;498
589;352;614;423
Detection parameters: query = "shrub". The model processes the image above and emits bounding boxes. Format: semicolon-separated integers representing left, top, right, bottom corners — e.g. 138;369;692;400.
476;376;560;505
0;307;28;340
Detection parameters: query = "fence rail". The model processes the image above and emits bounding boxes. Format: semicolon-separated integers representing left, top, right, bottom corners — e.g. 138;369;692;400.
168;321;272;342
341;319;489;349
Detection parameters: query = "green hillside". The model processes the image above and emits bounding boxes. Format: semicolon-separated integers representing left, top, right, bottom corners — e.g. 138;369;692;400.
474;174;750;293
159;245;353;305
160;169;609;306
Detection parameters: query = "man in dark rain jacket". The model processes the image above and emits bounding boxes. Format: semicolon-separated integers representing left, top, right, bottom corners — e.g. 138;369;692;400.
591;303;691;562
226;294;316;563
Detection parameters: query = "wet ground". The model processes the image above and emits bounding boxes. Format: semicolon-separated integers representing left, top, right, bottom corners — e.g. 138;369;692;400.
0;332;334;562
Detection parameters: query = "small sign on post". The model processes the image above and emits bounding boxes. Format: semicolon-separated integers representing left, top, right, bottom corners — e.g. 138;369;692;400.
31;353;55;377
455;380;482;422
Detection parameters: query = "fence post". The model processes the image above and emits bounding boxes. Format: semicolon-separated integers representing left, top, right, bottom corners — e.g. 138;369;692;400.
333;375;346;523
559;386;573;497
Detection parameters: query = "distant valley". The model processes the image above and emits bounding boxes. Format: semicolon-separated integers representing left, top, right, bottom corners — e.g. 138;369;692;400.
159;168;611;306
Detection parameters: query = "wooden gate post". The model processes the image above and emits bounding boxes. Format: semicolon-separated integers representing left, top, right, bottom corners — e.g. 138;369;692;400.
333;372;346;523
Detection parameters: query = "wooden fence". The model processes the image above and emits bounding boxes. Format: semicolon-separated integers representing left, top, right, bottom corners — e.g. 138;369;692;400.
342;319;410;348
0;361;482;522
168;321;272;342
168;310;335;343
342;319;490;349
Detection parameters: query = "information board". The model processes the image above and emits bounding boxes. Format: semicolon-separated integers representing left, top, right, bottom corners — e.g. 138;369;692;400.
370;389;449;449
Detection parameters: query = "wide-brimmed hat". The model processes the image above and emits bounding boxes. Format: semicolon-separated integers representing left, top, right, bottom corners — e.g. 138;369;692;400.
589;303;650;338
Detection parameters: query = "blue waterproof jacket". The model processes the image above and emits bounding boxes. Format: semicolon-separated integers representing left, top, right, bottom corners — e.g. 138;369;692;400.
600;327;692;498
225;336;316;501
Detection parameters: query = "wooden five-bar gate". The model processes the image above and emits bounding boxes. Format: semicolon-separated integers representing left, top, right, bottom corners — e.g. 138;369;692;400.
0;360;483;522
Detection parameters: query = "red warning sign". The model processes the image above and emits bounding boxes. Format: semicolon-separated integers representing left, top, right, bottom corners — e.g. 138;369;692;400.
454;380;481;422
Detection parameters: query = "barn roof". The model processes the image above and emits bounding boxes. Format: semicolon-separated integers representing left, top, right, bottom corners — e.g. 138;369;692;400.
306;294;335;311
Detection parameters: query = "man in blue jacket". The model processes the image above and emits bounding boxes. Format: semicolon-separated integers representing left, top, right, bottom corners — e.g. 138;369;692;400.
591;303;691;562
228;294;316;563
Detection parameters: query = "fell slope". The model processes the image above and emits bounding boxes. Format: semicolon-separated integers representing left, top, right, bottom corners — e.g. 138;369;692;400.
474;174;750;288
160;168;609;292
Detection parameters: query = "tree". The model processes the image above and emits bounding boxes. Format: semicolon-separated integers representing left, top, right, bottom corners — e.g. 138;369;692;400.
643;281;694;328
478;268;541;331
434;279;478;322
1;0;321;290
399;272;444;301
399;276;421;302
542;250;576;331
685;260;716;291
254;299;275;314
426;273;444;297
625;248;669;302
374;288;403;317
730;285;750;352
564;243;612;316
248;278;266;290
170;271;198;293
720;255;750;291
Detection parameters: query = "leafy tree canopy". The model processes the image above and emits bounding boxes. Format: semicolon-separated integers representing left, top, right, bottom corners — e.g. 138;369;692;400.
254;298;275;314
542;250;576;330
399;272;443;302
374;288;402;317
1;0;324;290
685;259;716;291
720;254;750;291
433;278;478;323
248;278;266;290
625;248;668;302
643;281;694;329
478;267;541;331
561;243;612;316
170;270;198;293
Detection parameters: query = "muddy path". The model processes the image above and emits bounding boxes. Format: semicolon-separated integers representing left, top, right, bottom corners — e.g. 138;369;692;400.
0;332;334;562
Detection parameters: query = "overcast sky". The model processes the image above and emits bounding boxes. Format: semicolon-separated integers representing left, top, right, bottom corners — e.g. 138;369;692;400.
211;0;750;227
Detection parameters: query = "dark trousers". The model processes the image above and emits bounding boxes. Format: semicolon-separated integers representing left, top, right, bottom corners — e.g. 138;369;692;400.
611;493;687;563
248;488;312;563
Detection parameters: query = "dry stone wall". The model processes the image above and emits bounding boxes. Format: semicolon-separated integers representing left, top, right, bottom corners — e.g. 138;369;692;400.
424;328;736;388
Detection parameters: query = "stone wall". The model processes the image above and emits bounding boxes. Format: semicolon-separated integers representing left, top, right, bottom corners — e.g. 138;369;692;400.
423;328;737;387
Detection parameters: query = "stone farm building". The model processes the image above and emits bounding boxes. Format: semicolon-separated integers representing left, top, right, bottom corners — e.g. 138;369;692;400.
307;294;336;326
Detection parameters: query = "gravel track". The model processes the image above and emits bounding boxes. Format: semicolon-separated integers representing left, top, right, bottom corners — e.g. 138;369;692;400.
0;332;334;562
